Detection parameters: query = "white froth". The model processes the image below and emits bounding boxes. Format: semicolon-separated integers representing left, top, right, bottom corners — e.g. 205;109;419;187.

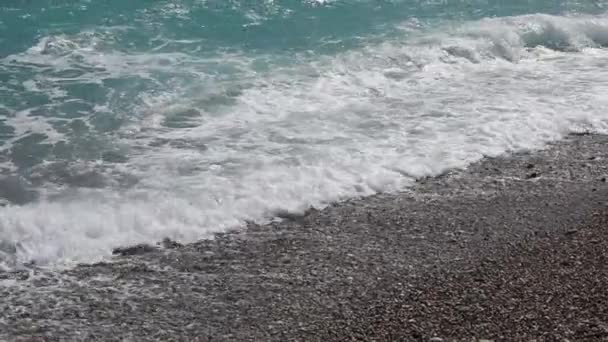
2;13;608;269
2;110;65;149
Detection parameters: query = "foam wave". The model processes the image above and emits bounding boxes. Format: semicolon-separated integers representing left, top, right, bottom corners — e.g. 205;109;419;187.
396;13;608;65
2;13;608;269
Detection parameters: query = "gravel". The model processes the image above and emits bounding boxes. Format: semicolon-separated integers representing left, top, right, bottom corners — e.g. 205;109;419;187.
1;134;608;341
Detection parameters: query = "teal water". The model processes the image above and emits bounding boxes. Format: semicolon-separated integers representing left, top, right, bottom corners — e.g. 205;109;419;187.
2;0;608;268
1;1;606;61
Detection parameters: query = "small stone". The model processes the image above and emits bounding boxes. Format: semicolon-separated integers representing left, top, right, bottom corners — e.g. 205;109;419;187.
112;244;156;256
160;238;183;249
274;209;305;222
565;229;578;236
526;163;535;169
526;172;539;179
430;338;444;342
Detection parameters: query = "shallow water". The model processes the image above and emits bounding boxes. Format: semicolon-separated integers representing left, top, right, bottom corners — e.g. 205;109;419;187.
2;0;608;269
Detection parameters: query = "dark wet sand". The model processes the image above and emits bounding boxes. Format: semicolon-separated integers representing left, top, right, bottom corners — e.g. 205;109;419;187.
2;134;608;341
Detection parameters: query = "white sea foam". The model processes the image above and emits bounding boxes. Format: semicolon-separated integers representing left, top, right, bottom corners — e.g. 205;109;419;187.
2;13;608;269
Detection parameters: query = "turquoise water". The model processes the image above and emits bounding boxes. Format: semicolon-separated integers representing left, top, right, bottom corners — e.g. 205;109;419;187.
2;1;608;268
2;1;605;60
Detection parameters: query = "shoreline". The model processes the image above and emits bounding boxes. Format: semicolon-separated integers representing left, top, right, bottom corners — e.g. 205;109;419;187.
2;133;608;341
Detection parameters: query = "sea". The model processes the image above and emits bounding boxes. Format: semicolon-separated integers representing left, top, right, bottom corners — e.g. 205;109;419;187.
1;0;608;270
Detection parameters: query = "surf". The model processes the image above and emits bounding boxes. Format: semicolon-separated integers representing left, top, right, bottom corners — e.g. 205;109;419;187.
2;2;608;270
